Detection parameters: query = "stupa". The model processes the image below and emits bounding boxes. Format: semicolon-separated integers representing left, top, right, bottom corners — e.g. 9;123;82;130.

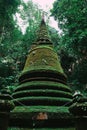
11;18;73;128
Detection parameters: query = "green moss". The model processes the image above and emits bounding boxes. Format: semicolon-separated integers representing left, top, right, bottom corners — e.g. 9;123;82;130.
13;89;72;99
22;47;64;74
22;66;65;76
29;45;54;53
10;106;74;127
13;96;72;105
12;106;69;113
11;106;73;120
20;68;67;85
15;81;71;92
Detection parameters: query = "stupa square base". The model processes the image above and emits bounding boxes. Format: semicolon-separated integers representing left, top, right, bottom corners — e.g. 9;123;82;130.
10;106;74;128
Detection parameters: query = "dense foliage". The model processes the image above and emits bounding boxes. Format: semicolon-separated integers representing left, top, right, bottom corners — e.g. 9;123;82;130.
51;0;87;93
0;0;42;91
0;0;22;90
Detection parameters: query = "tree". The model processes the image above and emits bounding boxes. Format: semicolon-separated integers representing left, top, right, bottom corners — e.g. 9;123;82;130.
0;0;43;89
0;0;22;89
51;0;87;57
18;0;42;49
51;0;87;92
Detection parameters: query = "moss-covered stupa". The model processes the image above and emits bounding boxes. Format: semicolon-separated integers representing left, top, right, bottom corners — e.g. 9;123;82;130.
11;18;73;128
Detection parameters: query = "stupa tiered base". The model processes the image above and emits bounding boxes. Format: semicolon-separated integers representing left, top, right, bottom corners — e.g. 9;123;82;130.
12;45;72;106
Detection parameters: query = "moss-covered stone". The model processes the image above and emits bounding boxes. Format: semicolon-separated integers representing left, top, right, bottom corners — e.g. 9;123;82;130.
12;106;70;113
13;89;72;99
13;96;72;106
22;46;64;75
11;19;73;129
15;81;71;92
9;106;74;128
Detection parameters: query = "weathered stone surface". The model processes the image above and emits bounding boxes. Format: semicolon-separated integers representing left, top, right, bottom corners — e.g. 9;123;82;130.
11;19;73;128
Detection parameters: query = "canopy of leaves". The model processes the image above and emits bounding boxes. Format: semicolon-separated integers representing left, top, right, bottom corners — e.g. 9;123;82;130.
51;0;87;92
51;0;87;58
0;0;42;89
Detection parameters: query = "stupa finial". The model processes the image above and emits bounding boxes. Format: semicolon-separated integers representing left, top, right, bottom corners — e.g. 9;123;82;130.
41;12;45;25
42;12;45;20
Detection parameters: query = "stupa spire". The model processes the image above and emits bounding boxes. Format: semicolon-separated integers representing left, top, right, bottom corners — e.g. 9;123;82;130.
42;12;45;21
35;12;52;45
40;12;46;25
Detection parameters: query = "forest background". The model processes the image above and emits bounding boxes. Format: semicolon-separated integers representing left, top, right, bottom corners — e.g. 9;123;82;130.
0;0;87;95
